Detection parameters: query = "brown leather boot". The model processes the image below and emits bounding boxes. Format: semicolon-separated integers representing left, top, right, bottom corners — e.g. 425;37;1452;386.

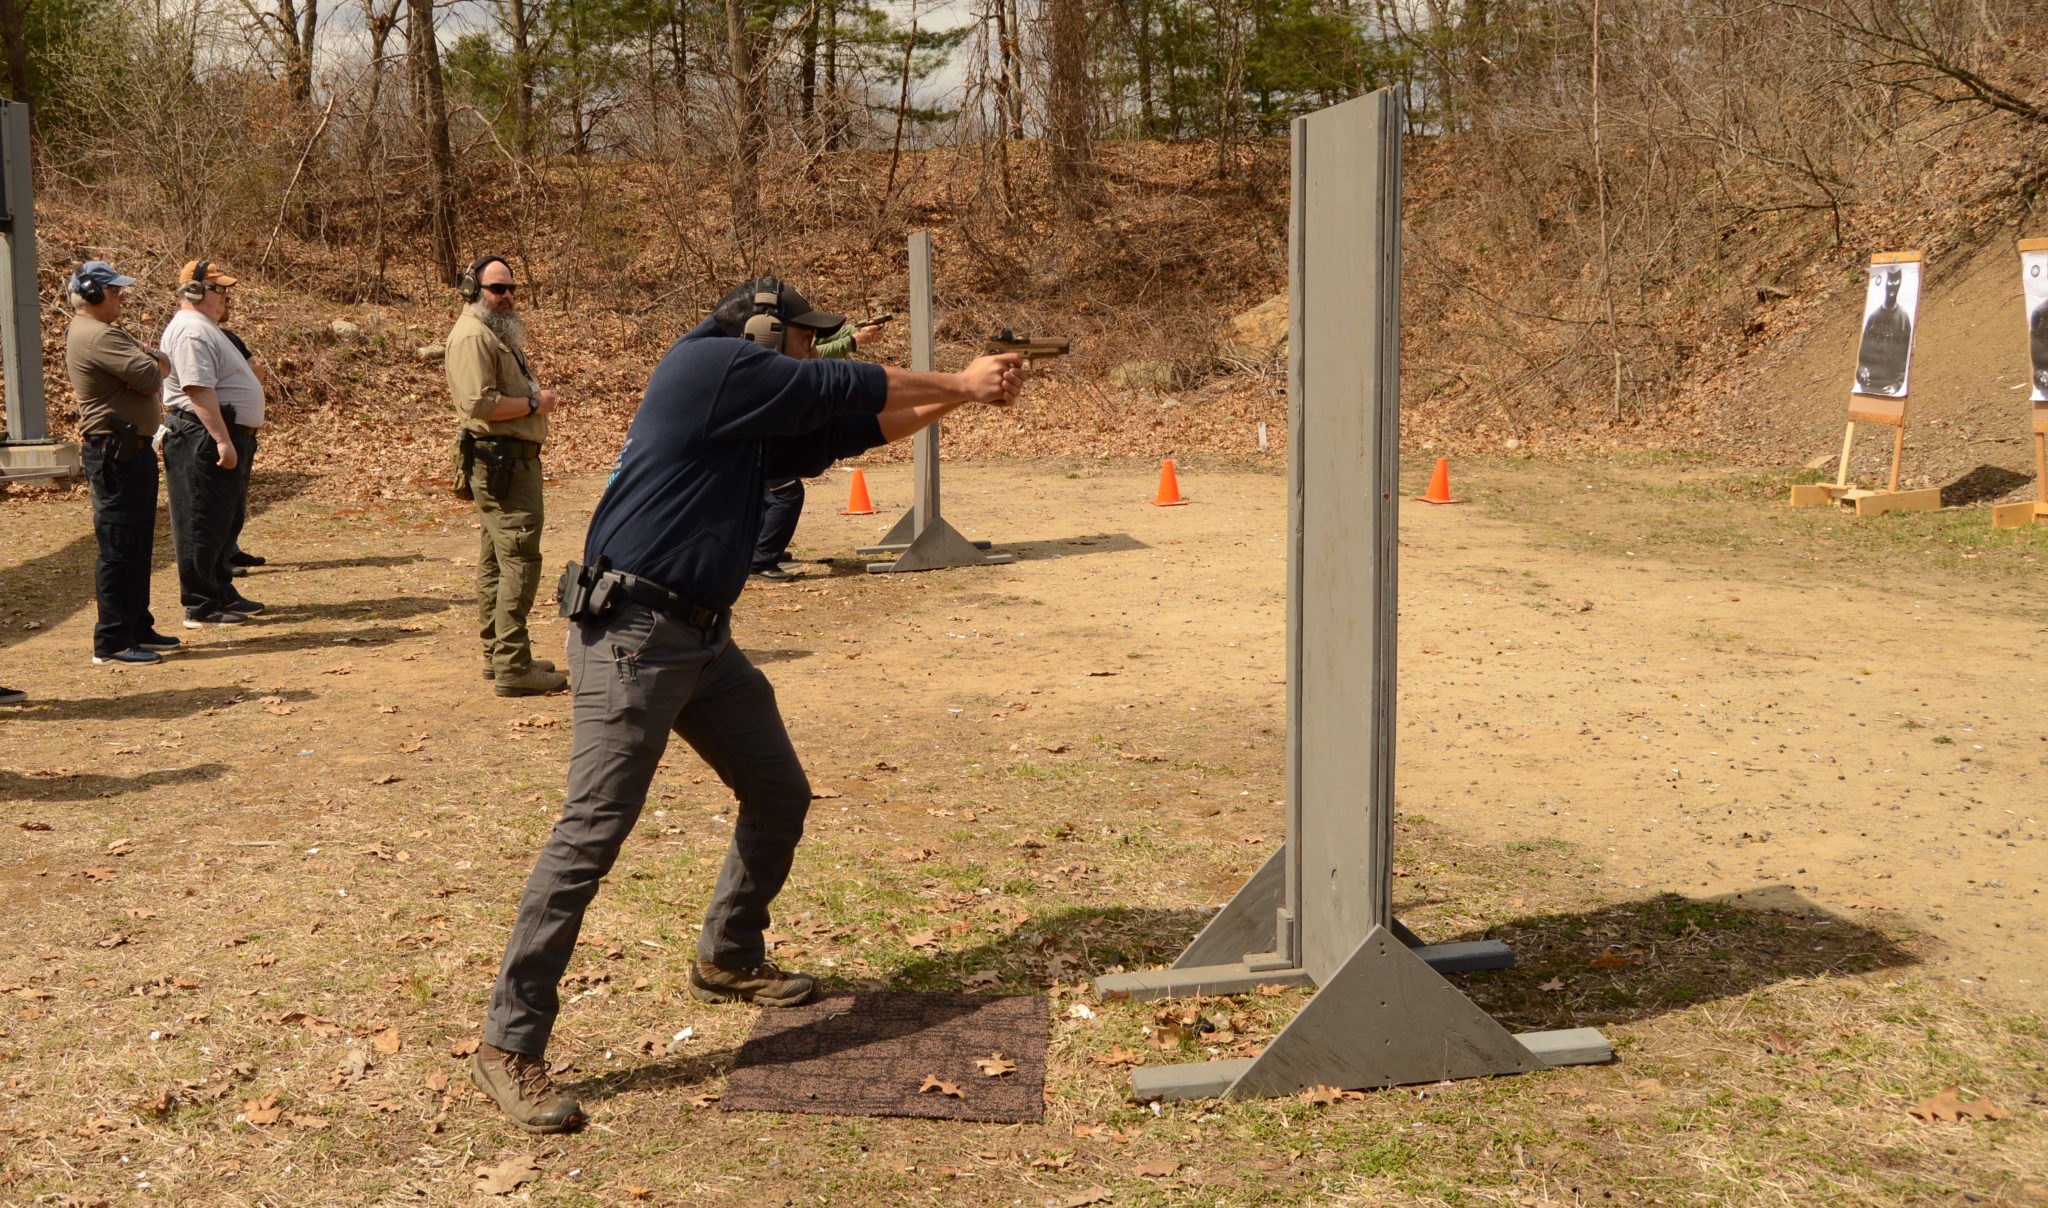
469;1042;585;1133
689;958;817;1007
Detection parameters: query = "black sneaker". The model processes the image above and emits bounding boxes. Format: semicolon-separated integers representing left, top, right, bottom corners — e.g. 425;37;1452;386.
228;552;266;568
136;633;183;652
227;597;266;615
92;648;164;666
183;610;251;629
231;565;249;578
0;686;26;705
748;566;799;583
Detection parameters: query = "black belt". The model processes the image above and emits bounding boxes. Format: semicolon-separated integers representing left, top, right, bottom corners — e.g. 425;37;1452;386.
170;410;258;437
473;436;542;459
612;571;725;630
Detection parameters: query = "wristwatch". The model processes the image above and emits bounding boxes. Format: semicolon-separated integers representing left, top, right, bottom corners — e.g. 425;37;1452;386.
525;397;538;416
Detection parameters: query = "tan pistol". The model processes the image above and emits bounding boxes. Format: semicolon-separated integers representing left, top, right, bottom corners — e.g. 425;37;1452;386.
987;328;1071;370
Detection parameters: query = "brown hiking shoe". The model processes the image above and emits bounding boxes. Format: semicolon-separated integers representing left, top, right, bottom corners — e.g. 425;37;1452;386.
689;958;817;1007
469;1042;585;1134
493;666;568;697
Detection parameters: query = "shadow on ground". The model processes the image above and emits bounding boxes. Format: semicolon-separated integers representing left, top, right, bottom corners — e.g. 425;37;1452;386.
0;761;232;802
0;685;317;722
1942;463;2032;507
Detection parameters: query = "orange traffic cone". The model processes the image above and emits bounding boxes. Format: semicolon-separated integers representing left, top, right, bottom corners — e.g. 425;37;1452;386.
840;468;878;515
1153;458;1189;506
1415;456;1460;504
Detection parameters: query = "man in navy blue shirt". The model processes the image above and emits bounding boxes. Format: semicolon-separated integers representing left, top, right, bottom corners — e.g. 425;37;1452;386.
471;277;1022;1133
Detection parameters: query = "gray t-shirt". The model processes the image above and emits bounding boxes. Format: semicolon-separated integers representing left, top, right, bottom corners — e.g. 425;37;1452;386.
161;308;265;428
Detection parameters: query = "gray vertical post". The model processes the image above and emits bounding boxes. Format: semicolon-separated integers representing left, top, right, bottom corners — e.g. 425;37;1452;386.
0;99;47;442
1095;88;1608;1102
861;231;1012;573
910;232;941;532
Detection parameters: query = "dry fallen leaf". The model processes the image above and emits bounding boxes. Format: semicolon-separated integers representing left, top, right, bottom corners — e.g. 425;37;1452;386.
370;1026;403;1055
919;1075;964;1098
18;820;51;831
474;1153;543;1196
1588;951;1634;969
687;1092;720;1108
427;1070;450;1093
1908;1086;2008;1122
242;1094;284;1126
1091;1045;1143;1068
961;970;1001;987
450;1038;480;1057
1029;1152;1073;1170
975;1053;1018;1077
621;1188;653;1202
1061;1187;1113;1207
1538;977;1566;992
1133;1160;1181;1178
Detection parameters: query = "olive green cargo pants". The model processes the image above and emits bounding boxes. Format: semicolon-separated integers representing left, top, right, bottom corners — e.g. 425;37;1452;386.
471;452;545;678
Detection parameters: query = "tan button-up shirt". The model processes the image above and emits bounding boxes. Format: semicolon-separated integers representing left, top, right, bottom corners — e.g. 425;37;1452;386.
446;311;547;443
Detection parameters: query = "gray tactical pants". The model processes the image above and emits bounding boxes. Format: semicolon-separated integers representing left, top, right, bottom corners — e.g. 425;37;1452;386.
484;602;812;1056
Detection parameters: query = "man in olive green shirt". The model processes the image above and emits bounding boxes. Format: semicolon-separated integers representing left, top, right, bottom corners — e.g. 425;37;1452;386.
446;255;564;696
64;261;176;665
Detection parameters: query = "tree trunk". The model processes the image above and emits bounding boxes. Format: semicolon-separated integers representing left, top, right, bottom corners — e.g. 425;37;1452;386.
1045;0;1094;215
407;0;462;284
509;0;534;156
801;2;818;133
725;0;762;233
0;0;35;109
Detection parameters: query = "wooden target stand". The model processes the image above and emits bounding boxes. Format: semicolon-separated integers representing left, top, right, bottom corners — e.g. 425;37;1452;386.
858;231;1013;573
1992;238;2048;528
1790;251;1939;517
1991;396;2048;528
1093;88;1611;1103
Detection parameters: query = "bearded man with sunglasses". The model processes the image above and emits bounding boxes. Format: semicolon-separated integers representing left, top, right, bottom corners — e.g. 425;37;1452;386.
446;255;566;697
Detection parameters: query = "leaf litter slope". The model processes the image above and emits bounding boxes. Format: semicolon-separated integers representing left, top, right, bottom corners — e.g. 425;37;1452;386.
0;457;2042;1206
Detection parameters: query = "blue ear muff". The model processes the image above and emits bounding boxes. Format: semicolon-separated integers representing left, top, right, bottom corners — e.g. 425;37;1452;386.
75;266;104;305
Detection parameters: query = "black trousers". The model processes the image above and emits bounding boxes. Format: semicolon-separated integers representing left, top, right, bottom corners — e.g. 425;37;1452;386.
82;441;160;656
163;414;255;617
752;477;804;570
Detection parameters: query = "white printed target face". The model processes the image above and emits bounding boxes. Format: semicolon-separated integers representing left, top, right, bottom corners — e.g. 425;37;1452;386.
1853;258;1921;398
2023;247;2048;403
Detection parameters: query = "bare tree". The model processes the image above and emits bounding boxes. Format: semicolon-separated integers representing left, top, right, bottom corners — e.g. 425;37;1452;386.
1045;0;1095;214
407;0;462;283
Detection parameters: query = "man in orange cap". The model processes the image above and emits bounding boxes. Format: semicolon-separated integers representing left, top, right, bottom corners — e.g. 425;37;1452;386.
159;260;268;628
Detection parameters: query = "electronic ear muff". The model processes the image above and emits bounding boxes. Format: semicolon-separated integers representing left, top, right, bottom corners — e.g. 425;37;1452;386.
179;259;212;302
460;254;507;302
75;265;104;306
741;276;785;353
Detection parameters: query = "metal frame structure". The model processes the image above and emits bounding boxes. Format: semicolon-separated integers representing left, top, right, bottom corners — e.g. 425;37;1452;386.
859;231;1013;573
0;99;74;482
1094;88;1611;1102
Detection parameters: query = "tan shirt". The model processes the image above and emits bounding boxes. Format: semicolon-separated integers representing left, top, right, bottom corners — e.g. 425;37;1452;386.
65;314;163;436
446;311;547;443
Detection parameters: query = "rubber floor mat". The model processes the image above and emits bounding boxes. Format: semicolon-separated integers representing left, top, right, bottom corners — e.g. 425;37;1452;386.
719;992;1047;1122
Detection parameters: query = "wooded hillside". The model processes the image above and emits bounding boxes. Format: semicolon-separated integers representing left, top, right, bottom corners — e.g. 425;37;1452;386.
5;0;2047;495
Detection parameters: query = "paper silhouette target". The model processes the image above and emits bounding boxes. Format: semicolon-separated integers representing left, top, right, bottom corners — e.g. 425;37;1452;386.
2023;246;2048;403
1853;259;1919;397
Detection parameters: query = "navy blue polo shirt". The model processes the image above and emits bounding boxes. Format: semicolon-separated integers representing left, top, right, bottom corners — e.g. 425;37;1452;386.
584;318;888;608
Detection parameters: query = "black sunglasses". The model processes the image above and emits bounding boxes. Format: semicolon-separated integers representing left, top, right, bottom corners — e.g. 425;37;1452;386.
481;282;517;295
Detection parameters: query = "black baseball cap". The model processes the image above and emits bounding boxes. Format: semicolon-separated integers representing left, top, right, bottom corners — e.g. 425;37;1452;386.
712;276;844;337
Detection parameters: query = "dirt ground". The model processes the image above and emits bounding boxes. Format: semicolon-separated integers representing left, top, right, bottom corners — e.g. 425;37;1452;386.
1;454;2043;1206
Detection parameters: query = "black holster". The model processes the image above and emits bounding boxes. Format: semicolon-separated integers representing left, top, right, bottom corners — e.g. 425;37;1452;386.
558;558;618;623
106;417;147;464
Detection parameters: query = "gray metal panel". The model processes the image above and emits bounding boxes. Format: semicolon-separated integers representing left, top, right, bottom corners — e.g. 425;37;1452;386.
1517;1028;1615;1067
1225;926;1537;1099
910;231;940;532
1169;846;1284;969
0;101;46;443
1289;87;1403;985
1095;962;1312;1002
